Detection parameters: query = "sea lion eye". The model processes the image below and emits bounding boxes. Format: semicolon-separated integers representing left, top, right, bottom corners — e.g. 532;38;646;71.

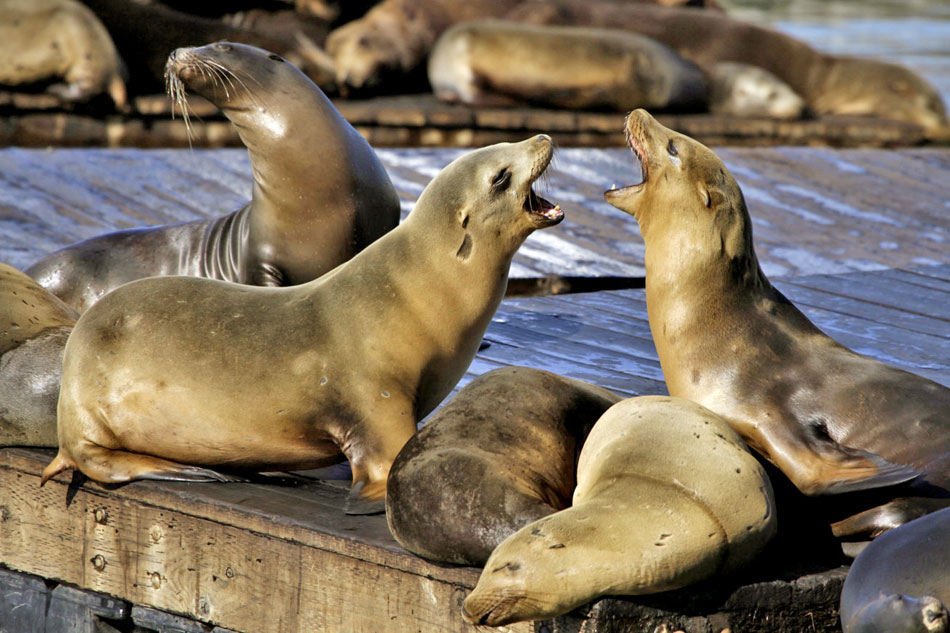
490;168;511;191
269;54;284;62
667;139;678;156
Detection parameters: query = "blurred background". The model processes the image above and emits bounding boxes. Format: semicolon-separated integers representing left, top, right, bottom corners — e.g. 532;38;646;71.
0;0;948;147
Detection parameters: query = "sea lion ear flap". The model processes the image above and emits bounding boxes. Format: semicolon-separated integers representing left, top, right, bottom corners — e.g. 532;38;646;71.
698;184;712;208
457;207;471;229
700;169;729;210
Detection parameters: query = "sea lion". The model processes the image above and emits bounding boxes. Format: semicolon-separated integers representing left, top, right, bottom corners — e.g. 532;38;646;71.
0;263;77;447
0;0;126;108
707;62;805;119
26;42;399;313
604;109;949;536
324;0;722;92
506;1;947;133
77;0;336;93
840;507;950;633
462;396;777;626
386;366;621;566
41;135;564;515
428;20;706;112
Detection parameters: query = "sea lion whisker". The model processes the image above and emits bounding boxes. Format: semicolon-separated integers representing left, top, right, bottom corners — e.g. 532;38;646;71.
204;60;264;109
164;71;195;148
202;62;232;100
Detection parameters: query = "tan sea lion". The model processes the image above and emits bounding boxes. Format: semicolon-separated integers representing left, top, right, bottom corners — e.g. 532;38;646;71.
386;366;621;565
26;42;399;313
462;396;777;626
605;110;949;535
324;0;721;92
0;263;77;447
41;135;564;515
428;20;706;112
0;0;126;108
840;507;950;633
708;62;805;119
506;1;947;133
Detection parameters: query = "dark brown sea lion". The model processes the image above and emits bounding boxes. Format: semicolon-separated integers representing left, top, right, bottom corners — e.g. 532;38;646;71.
428;20;707;112
507;1;947;133
78;0;336;93
462;396;776;626
386;366;621;565
841;508;950;633
605;109;949;535
26;42;399;313
0;263;77;447
0;0;126;108
41;135;564;515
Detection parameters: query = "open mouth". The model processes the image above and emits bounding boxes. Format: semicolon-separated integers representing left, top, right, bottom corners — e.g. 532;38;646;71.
603;122;648;212
524;187;563;224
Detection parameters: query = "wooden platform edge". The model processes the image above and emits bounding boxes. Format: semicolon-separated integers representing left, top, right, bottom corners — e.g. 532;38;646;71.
0;448;525;633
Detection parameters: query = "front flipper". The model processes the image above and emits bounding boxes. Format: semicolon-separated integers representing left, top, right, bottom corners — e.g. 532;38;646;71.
344;481;385;515
341;398;417;516
753;419;918;496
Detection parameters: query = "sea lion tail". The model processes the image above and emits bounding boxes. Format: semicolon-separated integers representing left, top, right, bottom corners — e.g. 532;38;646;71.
40;451;76;486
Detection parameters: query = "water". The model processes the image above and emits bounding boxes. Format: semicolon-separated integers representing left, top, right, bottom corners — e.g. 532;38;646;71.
724;0;950;111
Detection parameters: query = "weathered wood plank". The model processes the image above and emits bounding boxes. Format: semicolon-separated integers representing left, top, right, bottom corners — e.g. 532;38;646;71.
781;275;950;327
0;448;532;633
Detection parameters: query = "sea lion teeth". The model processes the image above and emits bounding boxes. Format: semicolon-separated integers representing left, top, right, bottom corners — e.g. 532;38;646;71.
605;108;949;531
42;135;562;514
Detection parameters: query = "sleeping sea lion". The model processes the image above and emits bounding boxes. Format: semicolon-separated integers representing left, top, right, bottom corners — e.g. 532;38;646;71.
386;366;620;565
462;396;776;626
840;507;950;633
0;263;77;447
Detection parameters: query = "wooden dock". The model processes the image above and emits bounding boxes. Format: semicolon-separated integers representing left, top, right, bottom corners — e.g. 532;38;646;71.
0;146;947;280
1;145;948;633
0;92;935;150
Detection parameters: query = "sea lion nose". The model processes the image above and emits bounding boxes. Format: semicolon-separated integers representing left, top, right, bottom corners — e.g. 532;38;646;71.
535;134;552;145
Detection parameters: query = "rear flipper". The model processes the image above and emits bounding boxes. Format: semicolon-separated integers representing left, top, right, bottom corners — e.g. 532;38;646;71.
41;443;245;486
832;497;950;540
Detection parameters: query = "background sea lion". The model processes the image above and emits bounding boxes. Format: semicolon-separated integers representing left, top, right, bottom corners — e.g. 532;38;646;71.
386;366;621;565
506;1;947;133
323;0;722;92
26;42;400;313
0;263;77;447
77;0;336;93
41;135;564;515
605;109;949;536
0;0;126;108
707;61;805;119
462;396;777;626
840;508;950;633
428;20;707;112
